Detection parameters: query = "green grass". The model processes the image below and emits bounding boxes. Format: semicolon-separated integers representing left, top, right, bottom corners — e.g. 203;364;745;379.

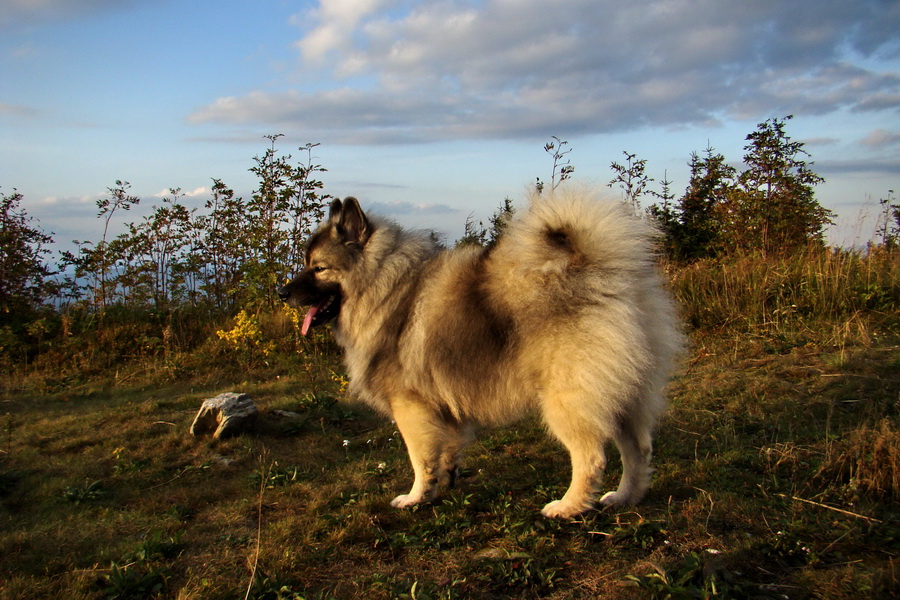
1;251;899;599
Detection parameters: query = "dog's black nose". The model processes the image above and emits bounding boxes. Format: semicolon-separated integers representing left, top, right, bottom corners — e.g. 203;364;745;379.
277;287;289;301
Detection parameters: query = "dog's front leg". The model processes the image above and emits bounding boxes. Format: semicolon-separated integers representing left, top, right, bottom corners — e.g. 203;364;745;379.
389;395;448;508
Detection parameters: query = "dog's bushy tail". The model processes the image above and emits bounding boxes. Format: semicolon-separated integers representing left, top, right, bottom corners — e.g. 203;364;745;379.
501;184;661;289
489;183;681;426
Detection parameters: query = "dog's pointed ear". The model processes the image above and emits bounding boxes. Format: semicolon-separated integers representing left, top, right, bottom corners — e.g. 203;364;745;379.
337;196;370;245
328;198;343;225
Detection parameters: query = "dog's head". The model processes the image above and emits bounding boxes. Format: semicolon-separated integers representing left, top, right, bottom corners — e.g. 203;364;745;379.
278;197;371;335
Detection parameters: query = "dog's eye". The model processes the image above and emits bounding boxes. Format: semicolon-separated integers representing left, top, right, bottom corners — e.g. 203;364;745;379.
312;265;328;273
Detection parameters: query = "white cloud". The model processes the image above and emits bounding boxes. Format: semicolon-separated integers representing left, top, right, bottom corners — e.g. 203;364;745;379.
0;102;40;118
859;129;900;148
293;0;387;63
35;193;96;206
818;158;900;176
183;186;208;198
802;137;840;147
366;200;457;217
191;0;900;145
153;186;209;199
0;0;151;28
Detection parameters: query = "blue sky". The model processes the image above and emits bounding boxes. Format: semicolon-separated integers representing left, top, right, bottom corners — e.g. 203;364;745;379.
2;0;899;251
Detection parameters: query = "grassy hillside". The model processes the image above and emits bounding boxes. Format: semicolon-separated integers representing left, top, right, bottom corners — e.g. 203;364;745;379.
1;250;898;599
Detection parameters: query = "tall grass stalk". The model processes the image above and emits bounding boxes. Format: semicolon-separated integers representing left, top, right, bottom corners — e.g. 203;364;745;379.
671;247;900;339
245;450;271;600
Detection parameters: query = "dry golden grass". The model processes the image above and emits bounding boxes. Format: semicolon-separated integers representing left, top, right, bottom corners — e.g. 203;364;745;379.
827;419;900;500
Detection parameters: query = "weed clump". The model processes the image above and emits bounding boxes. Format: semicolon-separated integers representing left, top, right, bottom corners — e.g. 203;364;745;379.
825;419;900;500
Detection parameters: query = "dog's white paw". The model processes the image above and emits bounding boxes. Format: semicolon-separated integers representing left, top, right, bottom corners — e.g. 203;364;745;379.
541;500;582;519
599;490;632;507
390;493;423;509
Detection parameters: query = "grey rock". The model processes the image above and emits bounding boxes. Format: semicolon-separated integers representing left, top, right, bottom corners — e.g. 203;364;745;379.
190;392;258;439
271;409;303;419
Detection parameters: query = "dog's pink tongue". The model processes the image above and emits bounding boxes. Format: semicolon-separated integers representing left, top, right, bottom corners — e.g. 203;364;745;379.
301;305;318;336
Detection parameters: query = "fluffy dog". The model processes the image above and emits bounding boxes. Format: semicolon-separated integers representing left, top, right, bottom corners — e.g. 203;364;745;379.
279;186;682;518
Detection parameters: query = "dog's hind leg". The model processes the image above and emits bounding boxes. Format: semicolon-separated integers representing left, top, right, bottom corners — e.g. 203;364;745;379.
441;422;473;489
600;415;655;507
389;396;458;509
540;391;609;519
